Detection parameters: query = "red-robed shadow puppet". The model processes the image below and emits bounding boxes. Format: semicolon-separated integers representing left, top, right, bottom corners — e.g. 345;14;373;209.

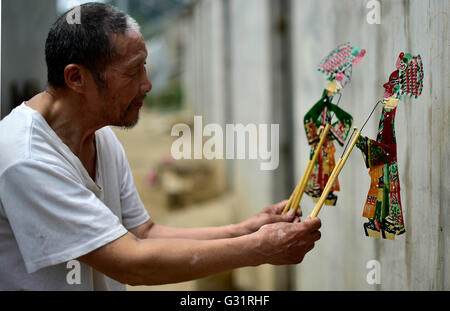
355;52;424;240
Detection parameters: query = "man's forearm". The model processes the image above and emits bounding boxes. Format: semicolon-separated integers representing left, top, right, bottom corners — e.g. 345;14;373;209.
95;232;262;286
134;234;261;285
145;223;248;240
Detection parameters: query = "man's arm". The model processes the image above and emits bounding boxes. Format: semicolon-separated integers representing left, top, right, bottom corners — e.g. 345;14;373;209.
131;220;245;240
130;200;301;240
78;217;321;286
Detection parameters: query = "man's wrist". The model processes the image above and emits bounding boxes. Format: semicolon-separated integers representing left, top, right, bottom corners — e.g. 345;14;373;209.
238;231;264;267
227;222;250;238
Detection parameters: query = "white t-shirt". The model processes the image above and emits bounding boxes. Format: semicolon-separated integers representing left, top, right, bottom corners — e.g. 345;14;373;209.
0;103;150;290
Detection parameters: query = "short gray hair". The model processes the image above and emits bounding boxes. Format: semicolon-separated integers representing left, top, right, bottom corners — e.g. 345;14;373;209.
45;2;142;88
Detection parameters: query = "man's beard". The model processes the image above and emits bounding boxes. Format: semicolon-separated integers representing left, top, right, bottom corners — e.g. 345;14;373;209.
101;91;145;129
118;102;141;129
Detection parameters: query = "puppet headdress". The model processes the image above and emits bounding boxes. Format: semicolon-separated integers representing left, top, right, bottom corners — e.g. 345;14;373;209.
384;52;424;100
317;42;366;82
398;52;424;99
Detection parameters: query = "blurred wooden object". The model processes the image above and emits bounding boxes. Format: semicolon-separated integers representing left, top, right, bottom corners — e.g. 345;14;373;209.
159;159;226;209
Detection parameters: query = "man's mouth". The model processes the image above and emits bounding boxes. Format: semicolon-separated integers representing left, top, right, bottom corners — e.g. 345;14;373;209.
130;98;144;109
135;95;146;107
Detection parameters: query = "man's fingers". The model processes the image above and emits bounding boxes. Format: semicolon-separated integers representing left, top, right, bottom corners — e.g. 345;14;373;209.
262;201;304;224
306;242;315;253
290;217;321;240
273;200;289;213
303;216;322;231
282;209;295;219
311;230;321;241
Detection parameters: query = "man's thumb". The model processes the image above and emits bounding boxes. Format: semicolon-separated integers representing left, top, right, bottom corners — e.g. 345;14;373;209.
283;209;295;220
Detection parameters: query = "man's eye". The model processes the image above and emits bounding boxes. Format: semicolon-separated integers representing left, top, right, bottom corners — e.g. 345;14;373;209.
128;69;139;76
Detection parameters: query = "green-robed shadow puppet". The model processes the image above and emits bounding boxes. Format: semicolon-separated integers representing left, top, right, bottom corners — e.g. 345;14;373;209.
283;42;365;215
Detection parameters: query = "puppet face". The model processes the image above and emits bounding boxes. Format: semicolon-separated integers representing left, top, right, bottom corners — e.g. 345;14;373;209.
326;81;340;94
383;69;400;98
336;65;353;89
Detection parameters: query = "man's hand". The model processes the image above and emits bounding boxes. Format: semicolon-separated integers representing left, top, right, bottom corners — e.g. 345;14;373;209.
252;216;322;265
238;200;302;235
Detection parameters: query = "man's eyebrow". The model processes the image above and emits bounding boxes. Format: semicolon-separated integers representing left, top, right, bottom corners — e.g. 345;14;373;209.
126;54;147;68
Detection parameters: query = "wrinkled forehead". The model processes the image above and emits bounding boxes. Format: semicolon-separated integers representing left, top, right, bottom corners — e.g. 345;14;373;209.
110;29;147;64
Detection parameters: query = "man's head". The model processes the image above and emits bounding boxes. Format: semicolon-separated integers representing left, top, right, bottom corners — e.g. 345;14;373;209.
45;2;152;128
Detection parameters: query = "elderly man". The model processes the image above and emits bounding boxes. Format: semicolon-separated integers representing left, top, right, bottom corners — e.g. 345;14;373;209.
0;3;321;290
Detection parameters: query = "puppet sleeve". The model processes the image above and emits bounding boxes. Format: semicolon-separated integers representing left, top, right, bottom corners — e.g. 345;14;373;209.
327;103;353;146
304;118;320;145
356;135;390;168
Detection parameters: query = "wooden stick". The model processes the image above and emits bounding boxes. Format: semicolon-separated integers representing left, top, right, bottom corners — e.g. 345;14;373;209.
289;123;332;213
282;123;331;215
309;128;361;218
282;173;306;214
283;159;311;213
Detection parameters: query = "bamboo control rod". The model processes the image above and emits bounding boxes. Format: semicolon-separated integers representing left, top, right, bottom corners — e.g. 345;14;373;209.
282;123;331;215
309;128;361;218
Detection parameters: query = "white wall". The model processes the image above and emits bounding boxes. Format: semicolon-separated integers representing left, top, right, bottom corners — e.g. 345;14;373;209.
0;0;2;118
229;0;273;215
181;0;285;290
291;0;449;290
228;0;282;290
181;0;449;290
182;0;275;212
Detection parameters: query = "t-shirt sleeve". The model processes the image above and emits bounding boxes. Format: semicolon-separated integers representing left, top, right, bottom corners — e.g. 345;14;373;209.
0;160;128;274
116;138;150;230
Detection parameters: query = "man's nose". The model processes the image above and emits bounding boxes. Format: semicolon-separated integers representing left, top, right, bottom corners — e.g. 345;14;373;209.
142;74;152;94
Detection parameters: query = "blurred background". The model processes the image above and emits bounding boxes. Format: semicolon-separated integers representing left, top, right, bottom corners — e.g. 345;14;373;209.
1;0;448;290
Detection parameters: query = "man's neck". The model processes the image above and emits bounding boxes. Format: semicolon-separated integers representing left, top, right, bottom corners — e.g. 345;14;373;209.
25;88;102;179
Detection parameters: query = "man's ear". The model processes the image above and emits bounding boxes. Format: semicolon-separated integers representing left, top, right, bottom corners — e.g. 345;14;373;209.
63;64;88;93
